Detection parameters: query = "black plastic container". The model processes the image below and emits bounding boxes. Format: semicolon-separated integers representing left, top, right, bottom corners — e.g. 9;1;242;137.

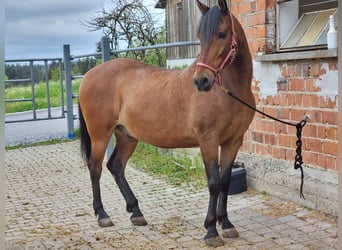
228;162;247;195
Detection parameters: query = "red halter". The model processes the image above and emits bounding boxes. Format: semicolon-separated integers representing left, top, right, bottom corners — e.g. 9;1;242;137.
196;12;237;87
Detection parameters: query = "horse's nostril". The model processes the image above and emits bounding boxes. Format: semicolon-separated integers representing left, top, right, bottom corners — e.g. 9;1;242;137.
194;77;208;86
194;77;211;91
202;77;209;85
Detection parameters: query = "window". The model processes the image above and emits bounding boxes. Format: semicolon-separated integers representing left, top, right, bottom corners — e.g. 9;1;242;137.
277;0;338;51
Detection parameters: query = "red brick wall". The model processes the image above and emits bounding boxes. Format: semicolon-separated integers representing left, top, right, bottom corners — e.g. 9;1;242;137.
231;0;276;57
231;0;338;171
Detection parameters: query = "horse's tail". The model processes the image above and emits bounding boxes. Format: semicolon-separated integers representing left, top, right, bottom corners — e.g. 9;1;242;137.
79;102;91;163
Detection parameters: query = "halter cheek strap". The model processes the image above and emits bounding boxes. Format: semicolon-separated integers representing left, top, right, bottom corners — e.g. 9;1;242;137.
196;11;237;87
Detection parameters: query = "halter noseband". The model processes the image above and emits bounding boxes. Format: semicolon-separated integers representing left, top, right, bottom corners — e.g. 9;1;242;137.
196;12;237;87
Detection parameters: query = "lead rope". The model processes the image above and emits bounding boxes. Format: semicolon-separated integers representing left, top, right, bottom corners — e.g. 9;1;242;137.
224;87;308;199
294;120;307;199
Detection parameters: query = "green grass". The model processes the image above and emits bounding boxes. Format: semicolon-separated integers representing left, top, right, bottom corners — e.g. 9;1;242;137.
129;142;207;187
5;79;81;113
5;138;72;150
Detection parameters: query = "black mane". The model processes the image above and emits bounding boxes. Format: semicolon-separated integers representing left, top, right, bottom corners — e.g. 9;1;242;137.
197;6;222;44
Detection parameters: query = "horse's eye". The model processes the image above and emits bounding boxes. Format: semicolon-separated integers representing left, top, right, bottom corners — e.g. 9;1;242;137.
218;32;226;39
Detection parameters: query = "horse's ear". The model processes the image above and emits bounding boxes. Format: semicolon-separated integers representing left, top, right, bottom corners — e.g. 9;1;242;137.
196;0;209;15
219;0;229;14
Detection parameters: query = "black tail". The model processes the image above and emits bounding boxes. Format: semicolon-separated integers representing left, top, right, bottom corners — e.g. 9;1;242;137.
79;103;91;162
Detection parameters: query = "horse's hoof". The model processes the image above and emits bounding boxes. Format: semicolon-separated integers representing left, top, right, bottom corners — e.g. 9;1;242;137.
131;216;148;226
204;236;225;247
222;227;239;238
98;217;114;227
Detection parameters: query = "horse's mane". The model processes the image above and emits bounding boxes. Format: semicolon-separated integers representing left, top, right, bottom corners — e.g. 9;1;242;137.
197;6;222;44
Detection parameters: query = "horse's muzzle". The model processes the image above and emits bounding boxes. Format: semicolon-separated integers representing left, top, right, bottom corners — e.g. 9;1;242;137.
193;76;214;92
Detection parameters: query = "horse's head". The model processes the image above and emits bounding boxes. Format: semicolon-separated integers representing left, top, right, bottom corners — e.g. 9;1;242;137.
193;0;236;92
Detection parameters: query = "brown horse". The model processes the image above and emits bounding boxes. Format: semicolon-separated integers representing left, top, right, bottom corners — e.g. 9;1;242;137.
78;0;255;247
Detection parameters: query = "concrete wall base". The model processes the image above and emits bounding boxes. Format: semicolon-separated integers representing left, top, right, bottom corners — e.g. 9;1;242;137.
237;152;338;216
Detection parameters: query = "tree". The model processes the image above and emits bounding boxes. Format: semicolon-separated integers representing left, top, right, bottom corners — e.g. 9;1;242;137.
82;0;166;66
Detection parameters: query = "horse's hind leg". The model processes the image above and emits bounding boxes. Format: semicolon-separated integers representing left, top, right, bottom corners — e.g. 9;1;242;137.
88;141;114;227
107;131;147;226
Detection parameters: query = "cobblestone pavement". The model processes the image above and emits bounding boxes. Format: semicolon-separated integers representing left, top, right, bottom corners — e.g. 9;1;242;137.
5;141;337;249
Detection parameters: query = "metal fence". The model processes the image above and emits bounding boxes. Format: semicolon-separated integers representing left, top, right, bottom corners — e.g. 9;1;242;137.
5;58;65;123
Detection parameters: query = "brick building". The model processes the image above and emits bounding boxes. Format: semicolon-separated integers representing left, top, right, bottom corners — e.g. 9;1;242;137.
156;0;338;215
234;0;338;216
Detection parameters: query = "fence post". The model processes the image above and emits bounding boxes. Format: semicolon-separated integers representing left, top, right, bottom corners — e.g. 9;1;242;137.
44;60;51;118
101;37;114;157
30;61;37;119
63;44;75;139
101;36;111;62
101;36;114;159
59;59;65;117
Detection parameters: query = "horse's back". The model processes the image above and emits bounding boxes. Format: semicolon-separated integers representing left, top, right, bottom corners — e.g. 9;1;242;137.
86;58;168;80
80;58;173;99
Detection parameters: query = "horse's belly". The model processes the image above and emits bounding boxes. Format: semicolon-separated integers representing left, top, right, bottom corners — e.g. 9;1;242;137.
119;119;198;149
142;134;198;149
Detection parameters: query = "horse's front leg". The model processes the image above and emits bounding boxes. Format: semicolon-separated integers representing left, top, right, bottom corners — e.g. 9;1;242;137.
217;166;239;238
217;138;243;238
200;142;225;247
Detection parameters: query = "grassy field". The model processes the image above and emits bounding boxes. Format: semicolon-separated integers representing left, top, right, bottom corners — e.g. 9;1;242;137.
5;79;81;113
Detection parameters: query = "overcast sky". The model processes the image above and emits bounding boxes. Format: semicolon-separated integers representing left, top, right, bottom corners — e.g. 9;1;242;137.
5;0;164;60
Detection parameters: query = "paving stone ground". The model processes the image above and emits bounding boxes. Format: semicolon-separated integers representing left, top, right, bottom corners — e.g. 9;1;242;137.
5;141;337;249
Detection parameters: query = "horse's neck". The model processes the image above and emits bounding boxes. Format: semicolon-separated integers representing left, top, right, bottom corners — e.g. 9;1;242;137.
223;45;252;92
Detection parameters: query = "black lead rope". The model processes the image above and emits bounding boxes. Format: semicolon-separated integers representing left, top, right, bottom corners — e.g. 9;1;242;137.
294;119;308;199
225;89;308;199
